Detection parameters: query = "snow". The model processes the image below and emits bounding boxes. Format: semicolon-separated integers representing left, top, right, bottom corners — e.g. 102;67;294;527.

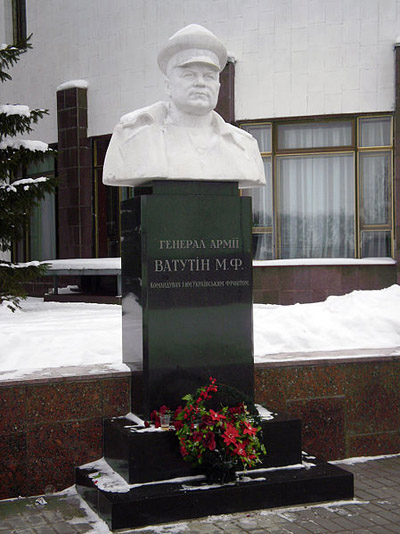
0;299;124;380
12;176;49;187
46;257;121;270
0;261;41;268
0;104;31;117
256;404;275;420
254;284;400;359
0;139;49;151
332;453;400;465
56;79;89;91
1;176;49;193
254;257;396;267
0;286;400;380
83;457;205;493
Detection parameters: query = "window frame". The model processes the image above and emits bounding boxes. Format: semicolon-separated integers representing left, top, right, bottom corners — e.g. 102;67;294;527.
12;146;58;262
239;113;394;261
275;149;357;260
92;135;133;258
241;122;274;258
356;115;394;258
12;0;27;45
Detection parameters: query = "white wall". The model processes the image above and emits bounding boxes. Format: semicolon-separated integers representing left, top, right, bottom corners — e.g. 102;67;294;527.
1;0;400;144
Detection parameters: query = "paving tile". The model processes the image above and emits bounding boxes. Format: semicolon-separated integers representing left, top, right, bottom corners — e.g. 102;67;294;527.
363;512;390;526
368;526;399;534
53;523;80;534
34;526;58;534
306;517;345;532
328;515;364;531
282;523;314;534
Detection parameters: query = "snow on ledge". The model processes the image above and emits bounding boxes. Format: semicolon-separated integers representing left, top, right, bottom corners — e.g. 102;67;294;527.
332;452;400;465
56;79;89;91
253;258;396;267
44;257;121;270
38;257;397;270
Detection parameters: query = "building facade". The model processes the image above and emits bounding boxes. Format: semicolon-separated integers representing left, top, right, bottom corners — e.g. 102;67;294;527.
1;0;399;303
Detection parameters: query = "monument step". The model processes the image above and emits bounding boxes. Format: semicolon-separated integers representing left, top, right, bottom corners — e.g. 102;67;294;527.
75;453;354;531
104;412;302;484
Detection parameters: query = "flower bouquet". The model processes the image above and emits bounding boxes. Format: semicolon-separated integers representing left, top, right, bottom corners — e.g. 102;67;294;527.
171;377;266;484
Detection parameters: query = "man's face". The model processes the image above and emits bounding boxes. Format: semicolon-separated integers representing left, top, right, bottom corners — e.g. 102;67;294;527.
165;62;220;116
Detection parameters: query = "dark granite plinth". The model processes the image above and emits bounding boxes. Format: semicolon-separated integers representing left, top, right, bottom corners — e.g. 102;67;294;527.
104;414;302;484
121;181;254;415
75;454;354;530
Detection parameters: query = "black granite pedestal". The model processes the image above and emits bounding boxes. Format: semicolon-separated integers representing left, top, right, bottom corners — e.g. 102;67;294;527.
76;180;354;530
76;412;354;531
121;181;254;416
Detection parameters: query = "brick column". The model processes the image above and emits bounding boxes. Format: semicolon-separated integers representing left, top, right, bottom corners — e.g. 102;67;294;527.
56;85;92;258
394;43;400;282
215;59;235;123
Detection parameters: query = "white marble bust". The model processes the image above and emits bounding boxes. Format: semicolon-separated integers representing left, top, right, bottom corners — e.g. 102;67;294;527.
102;24;266;189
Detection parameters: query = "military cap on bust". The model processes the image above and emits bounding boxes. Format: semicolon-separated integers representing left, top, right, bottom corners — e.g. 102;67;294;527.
157;24;228;74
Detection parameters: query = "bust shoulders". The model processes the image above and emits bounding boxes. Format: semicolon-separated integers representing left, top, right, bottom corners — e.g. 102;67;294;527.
119;102;169;129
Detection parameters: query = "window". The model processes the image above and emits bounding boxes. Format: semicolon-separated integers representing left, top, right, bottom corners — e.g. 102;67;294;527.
29;156;57;260
93;136;132;257
242;124;273;259
241;115;393;260
12;0;26;44
13;153;57;262
358;117;393;258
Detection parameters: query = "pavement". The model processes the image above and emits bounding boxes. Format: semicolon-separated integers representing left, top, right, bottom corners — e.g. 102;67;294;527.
1;455;400;534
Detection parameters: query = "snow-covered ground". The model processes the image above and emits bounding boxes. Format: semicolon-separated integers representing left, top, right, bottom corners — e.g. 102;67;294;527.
1;285;400;380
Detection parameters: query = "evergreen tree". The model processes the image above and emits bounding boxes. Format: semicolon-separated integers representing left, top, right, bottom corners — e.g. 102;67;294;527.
0;37;56;310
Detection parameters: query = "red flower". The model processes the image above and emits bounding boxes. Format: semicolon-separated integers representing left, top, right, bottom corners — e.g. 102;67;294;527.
233;444;247;456
222;423;240;446
202;431;216;451
173;420;183;431
174;406;183;418
192;431;203;442
228;403;245;415
242;421;257;437
201;414;214;426
180;445;189;457
209;409;226;422
150;410;158;422
159;405;169;415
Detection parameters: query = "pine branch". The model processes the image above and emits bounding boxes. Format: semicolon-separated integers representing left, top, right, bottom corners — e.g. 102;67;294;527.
0;108;49;139
0;146;54;181
0;36;32;83
0;175;57;250
0;261;49;311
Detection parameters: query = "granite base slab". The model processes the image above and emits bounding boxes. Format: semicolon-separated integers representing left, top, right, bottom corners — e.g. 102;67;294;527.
75;454;354;530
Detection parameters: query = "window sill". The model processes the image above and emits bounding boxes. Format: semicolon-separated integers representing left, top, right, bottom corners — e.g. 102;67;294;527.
253;258;397;267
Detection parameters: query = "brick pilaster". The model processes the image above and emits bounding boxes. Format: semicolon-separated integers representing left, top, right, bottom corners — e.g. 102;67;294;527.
56;86;92;258
215;59;235;123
